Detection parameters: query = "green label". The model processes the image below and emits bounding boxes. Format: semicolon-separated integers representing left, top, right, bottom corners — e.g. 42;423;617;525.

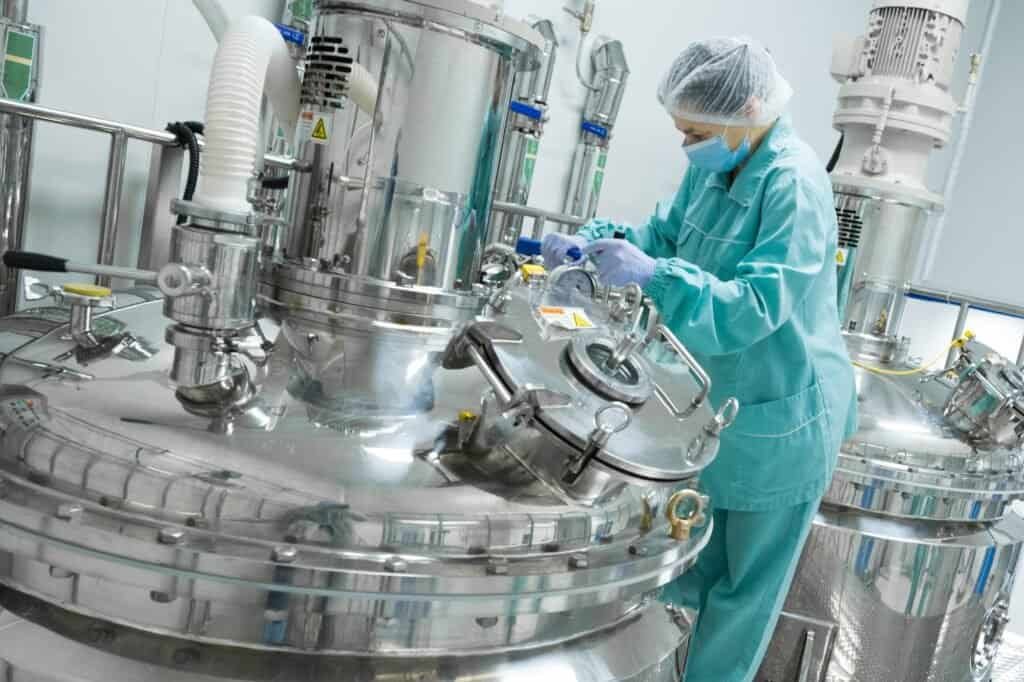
286;0;314;22
592;151;608;196
521;138;539;187
2;29;34;101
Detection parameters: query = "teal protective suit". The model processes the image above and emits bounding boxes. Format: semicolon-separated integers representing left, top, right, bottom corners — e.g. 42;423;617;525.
579;116;857;682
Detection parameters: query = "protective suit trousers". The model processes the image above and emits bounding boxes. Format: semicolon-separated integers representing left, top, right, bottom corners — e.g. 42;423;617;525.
662;501;818;682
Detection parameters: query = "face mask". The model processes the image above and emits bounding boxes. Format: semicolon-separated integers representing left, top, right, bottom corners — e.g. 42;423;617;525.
683;133;752;173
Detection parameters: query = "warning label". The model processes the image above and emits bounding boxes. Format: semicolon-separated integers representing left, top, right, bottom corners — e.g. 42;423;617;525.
836;247;848;266
310;116;330;144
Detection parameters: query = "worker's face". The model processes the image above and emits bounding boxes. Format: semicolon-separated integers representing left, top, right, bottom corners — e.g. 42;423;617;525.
673;117;749;151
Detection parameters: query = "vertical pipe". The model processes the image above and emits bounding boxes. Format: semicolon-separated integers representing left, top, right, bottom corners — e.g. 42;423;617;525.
1016;334;1024;367
0;1;26;23
947;301;970;367
96;131;127;285
920;0;1002;280
0;2;39;313
352;25;392;278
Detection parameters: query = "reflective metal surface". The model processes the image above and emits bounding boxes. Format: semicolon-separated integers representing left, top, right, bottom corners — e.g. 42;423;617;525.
0;270;718;677
0;595;692;681
283;2;539;292
758;508;1024;682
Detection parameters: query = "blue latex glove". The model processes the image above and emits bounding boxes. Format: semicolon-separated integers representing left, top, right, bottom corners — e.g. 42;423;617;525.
542;233;587;266
584;239;658;288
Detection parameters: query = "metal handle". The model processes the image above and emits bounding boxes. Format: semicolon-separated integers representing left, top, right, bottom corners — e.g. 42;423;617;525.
564;401;632;483
465;344;515;407
665;489;708;541
707;398;739;436
650;324;711;419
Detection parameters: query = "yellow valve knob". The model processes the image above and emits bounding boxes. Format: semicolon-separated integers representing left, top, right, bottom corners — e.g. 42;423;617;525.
62;283;112;298
520;264;546;280
665;489;707;542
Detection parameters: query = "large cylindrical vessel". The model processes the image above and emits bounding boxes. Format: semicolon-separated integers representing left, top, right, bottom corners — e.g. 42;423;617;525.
0;267;729;680
759;2;1024;680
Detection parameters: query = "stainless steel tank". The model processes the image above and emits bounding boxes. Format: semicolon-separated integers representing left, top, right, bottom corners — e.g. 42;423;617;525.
0;270;731;681
758;339;1024;681
759;2;1024;680
0;1;740;679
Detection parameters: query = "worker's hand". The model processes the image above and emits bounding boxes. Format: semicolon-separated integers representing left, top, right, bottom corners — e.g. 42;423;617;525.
584;239;657;288
542;233;587;266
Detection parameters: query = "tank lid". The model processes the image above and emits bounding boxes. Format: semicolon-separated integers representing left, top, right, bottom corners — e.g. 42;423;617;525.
448;296;732;484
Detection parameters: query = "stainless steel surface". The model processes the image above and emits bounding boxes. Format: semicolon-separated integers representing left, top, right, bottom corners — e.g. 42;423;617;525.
759;508;1024;682
489;19;557;246
163;225;260;330
95;131;127;285
992;630;1024;682
282;1;539;296
63;260;158;283
834;190;929;340
0;263;720;677
0;595;691;681
491;199;587;235
0;98;307;169
564;38;629;222
0;13;40;315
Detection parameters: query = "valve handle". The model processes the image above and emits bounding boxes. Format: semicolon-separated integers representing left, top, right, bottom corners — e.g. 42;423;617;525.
3;250;68;273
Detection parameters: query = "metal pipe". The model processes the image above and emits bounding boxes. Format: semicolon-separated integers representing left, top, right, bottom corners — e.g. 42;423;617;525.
64;261;157;283
352;27;393;278
0;98;310;170
1016;336;1024;367
95;131;127;285
947;301;970;367
0;5;39;315
920;0;1002;279
907;284;1024;320
491;200;586;228
1;0;28;23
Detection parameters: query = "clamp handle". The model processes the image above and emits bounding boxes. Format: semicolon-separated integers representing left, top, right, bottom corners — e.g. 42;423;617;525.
650;325;711;419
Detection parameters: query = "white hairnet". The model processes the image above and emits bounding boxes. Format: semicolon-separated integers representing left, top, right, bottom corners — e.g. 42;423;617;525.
657;37;793;127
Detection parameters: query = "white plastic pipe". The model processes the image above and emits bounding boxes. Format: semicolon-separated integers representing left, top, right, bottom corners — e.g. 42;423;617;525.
192;0;229;41
194;16;301;213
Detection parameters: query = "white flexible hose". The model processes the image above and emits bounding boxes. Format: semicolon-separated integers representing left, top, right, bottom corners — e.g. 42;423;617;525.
193;16;301;213
192;0;229;41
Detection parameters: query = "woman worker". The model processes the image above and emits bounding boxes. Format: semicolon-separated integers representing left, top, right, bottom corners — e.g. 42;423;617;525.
542;37;858;682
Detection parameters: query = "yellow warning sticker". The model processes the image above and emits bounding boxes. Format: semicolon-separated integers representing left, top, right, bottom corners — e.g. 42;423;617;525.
311;116;330;144
836;248;848;266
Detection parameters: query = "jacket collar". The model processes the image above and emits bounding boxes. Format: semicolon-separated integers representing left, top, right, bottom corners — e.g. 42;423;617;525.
702;115;791;207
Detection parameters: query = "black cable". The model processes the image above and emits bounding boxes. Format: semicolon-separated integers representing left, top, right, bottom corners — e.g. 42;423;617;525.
165;120;205;202
261;175;290;190
826;134;844;173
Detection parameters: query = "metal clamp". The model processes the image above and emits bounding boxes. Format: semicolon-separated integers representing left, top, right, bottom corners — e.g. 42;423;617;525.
665;489;708;541
563;402;632;483
706;398;739;436
157;263;212;298
648;324;711;419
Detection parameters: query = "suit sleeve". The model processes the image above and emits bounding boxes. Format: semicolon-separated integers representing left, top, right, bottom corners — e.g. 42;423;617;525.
643;170;829;356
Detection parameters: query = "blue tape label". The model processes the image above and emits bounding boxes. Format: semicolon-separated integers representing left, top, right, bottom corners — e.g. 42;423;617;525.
275;23;306;47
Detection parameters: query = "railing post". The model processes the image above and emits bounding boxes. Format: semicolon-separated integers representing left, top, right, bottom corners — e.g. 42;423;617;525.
95;130;128;286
